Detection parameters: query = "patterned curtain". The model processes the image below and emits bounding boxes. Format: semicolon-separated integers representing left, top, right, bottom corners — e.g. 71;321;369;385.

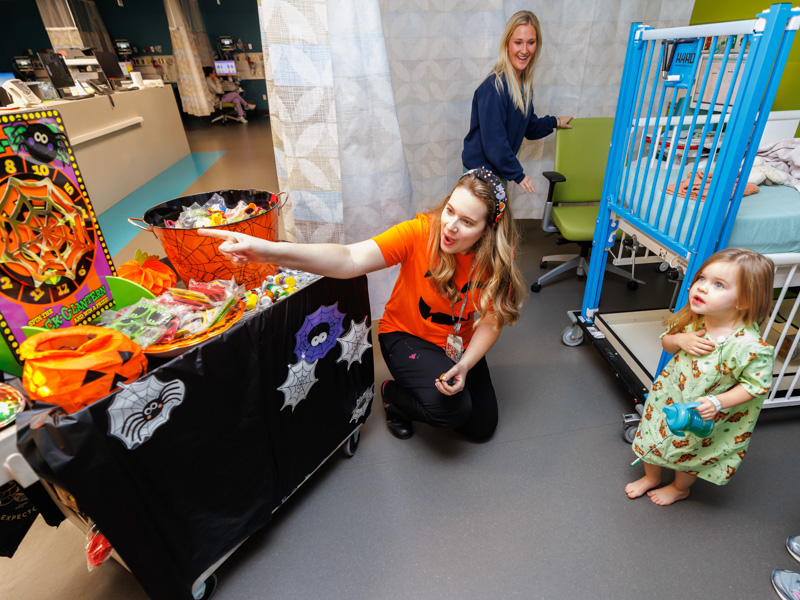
258;0;413;316
182;0;215;67
35;0;82;50
70;0;114;54
164;0;213;117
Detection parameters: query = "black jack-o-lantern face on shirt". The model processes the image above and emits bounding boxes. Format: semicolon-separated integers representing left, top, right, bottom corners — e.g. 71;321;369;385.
418;273;483;326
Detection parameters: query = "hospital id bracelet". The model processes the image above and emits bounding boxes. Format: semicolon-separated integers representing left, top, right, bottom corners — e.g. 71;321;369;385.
704;395;722;414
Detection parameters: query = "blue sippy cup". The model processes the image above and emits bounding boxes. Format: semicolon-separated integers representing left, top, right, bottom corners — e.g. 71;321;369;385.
663;402;714;438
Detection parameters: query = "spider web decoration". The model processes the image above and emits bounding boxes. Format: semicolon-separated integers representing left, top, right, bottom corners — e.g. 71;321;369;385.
294;303;345;362
278;359;318;412
336;316;372;370
107;376;186;450
0;176;93;288
350;385;373;423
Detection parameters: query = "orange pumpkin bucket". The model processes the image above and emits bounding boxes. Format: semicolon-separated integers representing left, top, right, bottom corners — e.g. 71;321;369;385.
129;190;283;289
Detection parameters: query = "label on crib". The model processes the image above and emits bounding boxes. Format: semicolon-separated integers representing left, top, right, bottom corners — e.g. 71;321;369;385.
666;39;704;89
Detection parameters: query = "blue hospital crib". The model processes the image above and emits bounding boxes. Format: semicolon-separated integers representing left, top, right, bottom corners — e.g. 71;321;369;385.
562;4;800;437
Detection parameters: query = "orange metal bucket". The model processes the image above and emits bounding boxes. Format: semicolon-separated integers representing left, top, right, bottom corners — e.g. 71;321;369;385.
130;189;282;289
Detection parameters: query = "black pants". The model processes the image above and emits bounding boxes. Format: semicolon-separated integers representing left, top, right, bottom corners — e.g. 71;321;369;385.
379;331;498;440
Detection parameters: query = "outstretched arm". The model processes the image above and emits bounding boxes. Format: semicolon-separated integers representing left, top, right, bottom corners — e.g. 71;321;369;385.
198;229;387;279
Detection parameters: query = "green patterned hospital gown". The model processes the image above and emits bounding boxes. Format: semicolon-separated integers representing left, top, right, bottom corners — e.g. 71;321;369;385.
632;320;774;485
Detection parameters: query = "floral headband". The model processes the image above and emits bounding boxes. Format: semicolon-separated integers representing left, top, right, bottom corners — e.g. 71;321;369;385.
462;167;506;224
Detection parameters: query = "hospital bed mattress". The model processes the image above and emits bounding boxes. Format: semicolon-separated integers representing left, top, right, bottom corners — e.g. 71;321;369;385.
619;161;800;254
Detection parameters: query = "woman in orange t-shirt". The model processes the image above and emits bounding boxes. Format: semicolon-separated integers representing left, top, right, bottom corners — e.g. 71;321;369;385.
200;168;526;441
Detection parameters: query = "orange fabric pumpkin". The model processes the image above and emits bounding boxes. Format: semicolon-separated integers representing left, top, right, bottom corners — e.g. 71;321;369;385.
117;250;177;295
20;326;147;414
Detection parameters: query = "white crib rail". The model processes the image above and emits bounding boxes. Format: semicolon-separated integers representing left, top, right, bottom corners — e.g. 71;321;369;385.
763;253;800;408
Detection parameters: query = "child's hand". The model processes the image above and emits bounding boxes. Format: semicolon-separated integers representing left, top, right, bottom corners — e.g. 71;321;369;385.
696;396;718;420
675;330;716;356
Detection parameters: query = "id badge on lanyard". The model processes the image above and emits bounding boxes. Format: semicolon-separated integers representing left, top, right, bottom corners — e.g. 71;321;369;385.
445;292;469;363
445;332;463;362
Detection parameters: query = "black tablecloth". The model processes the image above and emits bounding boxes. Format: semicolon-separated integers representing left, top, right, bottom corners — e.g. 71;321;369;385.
17;276;373;599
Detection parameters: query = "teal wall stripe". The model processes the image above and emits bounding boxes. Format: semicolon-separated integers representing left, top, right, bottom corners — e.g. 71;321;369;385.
97;151;226;257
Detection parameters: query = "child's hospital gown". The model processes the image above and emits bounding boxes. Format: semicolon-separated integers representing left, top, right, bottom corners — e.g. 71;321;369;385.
632;321;774;485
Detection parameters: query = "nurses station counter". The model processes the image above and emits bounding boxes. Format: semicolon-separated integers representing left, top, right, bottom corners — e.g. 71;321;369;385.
24;86;190;214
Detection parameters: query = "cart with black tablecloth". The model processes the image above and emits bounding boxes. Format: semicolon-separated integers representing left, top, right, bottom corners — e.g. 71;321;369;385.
16;275;374;600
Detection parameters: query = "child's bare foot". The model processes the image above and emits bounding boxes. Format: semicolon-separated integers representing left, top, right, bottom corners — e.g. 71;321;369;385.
647;483;690;506
625;475;660;499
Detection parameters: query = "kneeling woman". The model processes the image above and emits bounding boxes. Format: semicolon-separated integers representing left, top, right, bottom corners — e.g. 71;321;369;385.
200;168;526;441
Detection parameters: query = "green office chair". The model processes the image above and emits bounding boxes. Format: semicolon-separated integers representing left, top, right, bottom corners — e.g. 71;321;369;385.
212;100;238;124
531;117;635;292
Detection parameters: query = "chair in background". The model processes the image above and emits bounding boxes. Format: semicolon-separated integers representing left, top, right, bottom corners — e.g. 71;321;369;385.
531;117;637;293
212;100;238;124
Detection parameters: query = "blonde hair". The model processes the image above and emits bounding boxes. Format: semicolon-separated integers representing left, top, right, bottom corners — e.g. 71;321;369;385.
425;174;527;329
490;11;542;115
666;248;775;334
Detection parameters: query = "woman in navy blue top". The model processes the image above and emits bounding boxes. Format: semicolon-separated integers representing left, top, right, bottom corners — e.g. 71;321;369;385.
462;11;573;194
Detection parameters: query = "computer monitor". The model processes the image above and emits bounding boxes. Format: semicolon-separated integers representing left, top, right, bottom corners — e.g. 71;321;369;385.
214;60;236;76
218;36;235;52
13;57;34;72
0;73;14;87
94;50;124;81
689;52;746;111
26;81;59;101
37;52;74;89
114;39;132;56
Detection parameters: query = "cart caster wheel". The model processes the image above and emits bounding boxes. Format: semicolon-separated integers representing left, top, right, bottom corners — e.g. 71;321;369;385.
343;428;360;457
657;261;670;272
626;280;639;291
531;282;542;293
623;425;638;444
540;261;548;269
193;574;217;600
561;325;583;346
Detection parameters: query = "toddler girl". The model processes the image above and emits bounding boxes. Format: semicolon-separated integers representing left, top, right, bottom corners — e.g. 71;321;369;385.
625;248;775;505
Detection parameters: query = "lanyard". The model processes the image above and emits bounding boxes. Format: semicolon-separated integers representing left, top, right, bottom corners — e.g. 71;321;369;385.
450;292;470;335
449;257;475;336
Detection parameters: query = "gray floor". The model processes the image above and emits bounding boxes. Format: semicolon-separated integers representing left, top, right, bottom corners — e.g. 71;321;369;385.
2;120;800;600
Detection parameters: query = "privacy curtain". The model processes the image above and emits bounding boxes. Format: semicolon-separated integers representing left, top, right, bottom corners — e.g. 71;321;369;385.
35;0;114;53
35;0;83;50
164;0;213;117
70;0;114;54
258;0;413;316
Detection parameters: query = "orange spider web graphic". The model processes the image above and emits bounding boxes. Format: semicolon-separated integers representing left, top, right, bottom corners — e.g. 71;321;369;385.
0;176;94;288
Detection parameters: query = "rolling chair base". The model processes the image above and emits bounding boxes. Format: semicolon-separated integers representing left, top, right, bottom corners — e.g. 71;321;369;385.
531;254;642;292
212;114;240;124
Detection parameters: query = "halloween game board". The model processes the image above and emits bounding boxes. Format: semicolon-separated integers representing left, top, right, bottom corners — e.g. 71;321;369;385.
0;109;115;367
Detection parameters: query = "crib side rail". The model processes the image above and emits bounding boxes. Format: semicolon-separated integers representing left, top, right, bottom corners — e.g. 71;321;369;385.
764;253;800;408
581;4;799;329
